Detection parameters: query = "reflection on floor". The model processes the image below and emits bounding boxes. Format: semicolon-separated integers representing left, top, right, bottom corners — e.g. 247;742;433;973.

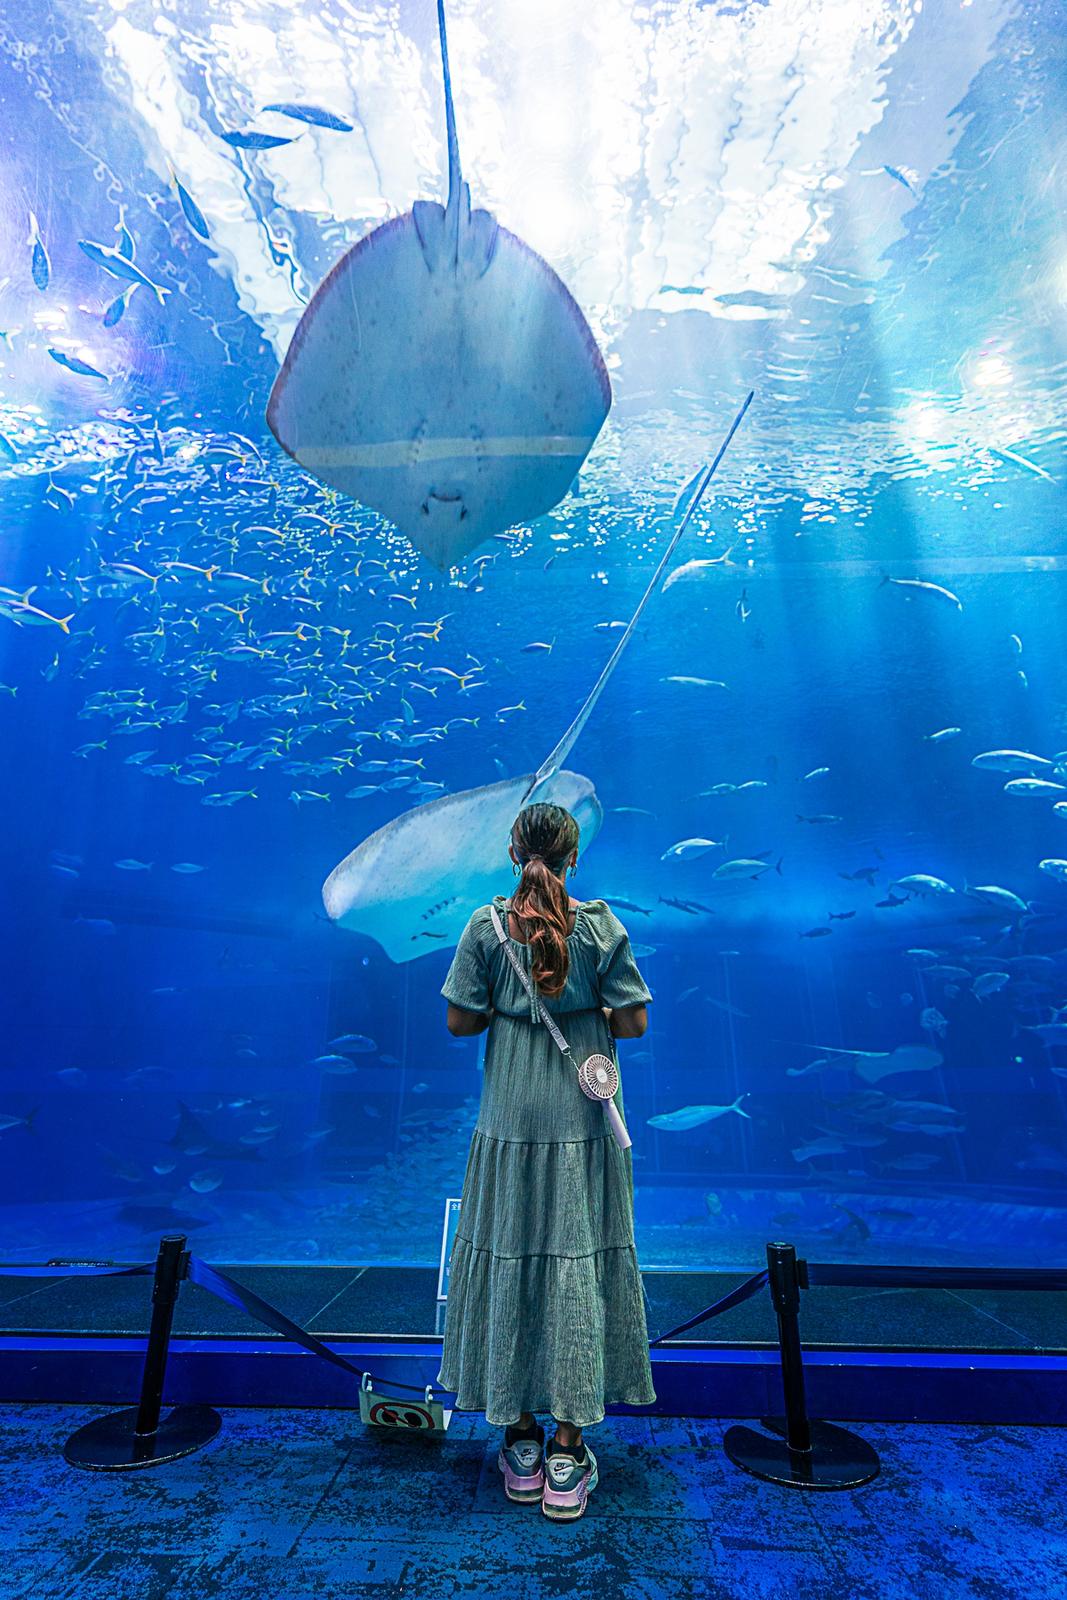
4;1405;1067;1600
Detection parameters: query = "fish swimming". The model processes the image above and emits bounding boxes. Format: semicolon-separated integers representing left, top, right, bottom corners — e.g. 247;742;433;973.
266;0;611;570
879;574;963;609
661;837;725;861
221;129;296;150
103;286;137;327
661;676;729;689
170;168;210;242
321;394;754;960
966;884;1028;913
1003;778;1066;797
77;239;170;304
661;548;739;591
883;164;917;195
0;594;75;631
114;205;136;261
712;856;781;880
971;750;1053;774
891;874;955;897
28;212;49;290
47;349;109;381
649;1094;751;1131
261;102;354;132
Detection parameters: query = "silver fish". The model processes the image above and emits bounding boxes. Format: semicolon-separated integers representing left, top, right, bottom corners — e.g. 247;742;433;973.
649;1094;751;1131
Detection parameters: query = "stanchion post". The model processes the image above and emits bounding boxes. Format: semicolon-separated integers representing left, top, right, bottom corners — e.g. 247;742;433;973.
64;1233;222;1471
133;1234;188;1445
722;1240;881;1489
766;1240;811;1455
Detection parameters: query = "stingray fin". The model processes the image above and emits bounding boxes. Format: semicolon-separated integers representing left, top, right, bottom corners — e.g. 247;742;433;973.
412;198;448;268
413;192;498;278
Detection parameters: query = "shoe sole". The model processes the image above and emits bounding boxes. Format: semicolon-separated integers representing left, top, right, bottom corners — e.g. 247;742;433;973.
541;1453;598;1520
497;1446;545;1503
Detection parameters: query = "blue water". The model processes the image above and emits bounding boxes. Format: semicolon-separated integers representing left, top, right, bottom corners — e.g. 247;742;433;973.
0;0;1065;1272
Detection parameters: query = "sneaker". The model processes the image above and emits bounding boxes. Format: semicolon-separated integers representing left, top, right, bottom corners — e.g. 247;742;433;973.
542;1439;598;1521
497;1421;545;1503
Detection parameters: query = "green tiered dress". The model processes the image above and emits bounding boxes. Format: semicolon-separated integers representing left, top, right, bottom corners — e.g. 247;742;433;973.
436;894;656;1429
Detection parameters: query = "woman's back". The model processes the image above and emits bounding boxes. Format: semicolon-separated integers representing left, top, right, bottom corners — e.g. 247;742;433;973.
441;895;651;1143
471;895;645;1019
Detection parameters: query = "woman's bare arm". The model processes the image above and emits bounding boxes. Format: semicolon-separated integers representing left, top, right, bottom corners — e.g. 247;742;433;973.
447;1002;647;1039
446;1002;494;1037
602;1003;647;1039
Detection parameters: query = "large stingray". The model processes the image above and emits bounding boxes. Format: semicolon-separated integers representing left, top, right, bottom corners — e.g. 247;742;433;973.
322;391;753;961
266;0;611;571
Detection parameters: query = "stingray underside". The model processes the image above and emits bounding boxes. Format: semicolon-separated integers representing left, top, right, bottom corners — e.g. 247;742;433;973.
267;210;611;569
321;769;603;963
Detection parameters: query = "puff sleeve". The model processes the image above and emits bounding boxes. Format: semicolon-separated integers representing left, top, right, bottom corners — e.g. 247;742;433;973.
441;907;492;1014
593;906;653;1009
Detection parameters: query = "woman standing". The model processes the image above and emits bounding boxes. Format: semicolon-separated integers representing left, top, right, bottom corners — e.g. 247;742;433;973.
437;801;656;1521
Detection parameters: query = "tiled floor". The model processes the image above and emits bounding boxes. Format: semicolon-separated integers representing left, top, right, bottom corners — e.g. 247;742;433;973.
3;1404;1066;1599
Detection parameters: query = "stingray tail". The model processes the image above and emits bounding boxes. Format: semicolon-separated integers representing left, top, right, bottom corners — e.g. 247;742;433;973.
437;0;464;232
525;389;755;800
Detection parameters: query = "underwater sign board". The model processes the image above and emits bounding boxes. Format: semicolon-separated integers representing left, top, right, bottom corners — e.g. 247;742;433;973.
438;1196;462;1302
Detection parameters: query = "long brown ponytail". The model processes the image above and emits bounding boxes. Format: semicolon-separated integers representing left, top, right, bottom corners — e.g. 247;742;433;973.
509;803;580;998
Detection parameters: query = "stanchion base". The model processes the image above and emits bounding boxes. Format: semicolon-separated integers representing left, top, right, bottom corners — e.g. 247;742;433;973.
724;1413;880;1490
64;1404;222;1471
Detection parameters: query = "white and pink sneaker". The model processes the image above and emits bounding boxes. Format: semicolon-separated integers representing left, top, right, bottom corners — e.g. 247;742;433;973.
497;1422;546;1503
541;1440;598;1521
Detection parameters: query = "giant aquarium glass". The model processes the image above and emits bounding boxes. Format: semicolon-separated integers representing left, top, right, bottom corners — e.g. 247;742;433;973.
1;0;1065;1271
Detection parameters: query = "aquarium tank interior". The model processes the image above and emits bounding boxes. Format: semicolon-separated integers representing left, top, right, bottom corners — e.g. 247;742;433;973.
1;0;1065;1277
